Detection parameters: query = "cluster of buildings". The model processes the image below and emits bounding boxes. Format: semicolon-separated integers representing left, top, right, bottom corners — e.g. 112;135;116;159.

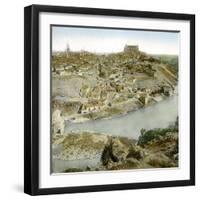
52;43;175;118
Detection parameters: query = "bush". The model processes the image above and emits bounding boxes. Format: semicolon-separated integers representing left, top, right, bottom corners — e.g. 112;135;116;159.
137;128;177;146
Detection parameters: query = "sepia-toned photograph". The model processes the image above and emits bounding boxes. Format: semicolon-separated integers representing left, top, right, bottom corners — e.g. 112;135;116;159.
51;25;179;173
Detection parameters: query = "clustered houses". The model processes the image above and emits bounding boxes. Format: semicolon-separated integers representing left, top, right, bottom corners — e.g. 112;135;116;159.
51;43;177;123
78;82;120;114
78;78;172;115
52;64;74;75
79;99;104;114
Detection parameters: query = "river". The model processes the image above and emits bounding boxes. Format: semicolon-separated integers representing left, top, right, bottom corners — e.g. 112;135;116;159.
65;93;178;140
53;92;178;172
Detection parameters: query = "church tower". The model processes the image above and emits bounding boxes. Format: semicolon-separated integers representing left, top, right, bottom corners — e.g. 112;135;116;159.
66;43;70;55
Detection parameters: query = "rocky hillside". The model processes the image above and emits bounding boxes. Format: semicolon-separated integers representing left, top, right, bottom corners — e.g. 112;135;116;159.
52;122;178;173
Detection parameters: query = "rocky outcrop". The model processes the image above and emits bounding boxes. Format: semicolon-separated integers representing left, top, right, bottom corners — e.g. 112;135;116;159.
52;109;65;135
101;130;178;170
101;138;129;166
52;123;178;173
101;138;146;170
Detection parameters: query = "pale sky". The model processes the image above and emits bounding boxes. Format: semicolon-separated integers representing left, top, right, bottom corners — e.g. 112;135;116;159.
52;26;179;55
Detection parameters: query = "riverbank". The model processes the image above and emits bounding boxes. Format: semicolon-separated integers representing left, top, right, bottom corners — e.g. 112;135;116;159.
63;91;173;123
64;94;178;139
53;84;177;124
52;122;178;173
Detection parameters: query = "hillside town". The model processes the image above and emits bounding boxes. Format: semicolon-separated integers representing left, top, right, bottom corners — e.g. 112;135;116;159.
51;42;179;173
52;44;178;135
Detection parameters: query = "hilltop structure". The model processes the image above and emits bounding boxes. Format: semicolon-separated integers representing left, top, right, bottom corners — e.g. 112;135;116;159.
124;44;139;53
66;43;70;53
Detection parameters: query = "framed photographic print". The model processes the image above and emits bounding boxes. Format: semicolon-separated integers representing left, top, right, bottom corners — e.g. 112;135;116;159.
24;4;195;195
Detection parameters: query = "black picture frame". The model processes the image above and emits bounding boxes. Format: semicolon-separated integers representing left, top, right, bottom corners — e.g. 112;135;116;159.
24;4;195;196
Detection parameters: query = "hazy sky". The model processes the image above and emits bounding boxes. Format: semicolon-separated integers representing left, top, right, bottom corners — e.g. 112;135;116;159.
52;26;179;55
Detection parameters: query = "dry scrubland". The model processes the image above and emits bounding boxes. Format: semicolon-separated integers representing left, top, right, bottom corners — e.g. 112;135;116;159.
51;47;179;172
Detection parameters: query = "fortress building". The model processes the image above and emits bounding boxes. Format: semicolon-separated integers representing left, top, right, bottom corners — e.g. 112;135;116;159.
124;45;139;53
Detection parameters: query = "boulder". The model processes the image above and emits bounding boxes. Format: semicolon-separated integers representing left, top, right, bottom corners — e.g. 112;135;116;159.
126;145;145;160
111;138;129;162
101;137;129;166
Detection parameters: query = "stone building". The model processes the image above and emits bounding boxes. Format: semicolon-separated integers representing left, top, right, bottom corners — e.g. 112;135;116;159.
124;45;139;53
